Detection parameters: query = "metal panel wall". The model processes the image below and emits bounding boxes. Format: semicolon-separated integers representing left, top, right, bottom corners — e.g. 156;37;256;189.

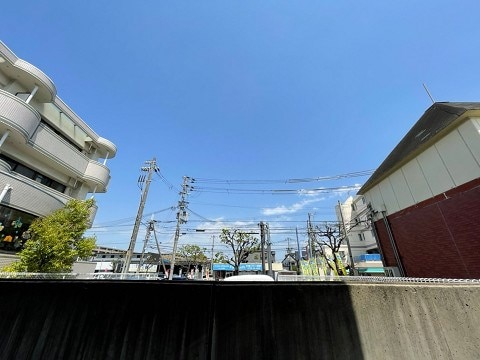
416;146;455;195
457;118;480;166
388;169;414;210
401;159;433;204
435;129;480;186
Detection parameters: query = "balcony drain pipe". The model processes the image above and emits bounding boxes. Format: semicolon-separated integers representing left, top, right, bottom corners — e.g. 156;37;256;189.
25;85;38;104
381;211;406;277
0;184;12;203
103;151;109;165
0;130;10;148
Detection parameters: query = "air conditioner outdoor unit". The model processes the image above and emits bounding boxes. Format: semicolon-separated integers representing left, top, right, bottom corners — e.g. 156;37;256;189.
384;267;401;277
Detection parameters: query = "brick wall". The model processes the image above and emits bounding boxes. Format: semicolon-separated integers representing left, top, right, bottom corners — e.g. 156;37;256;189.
374;179;480;279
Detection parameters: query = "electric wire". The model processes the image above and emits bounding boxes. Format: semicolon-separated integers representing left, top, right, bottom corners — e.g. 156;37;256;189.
189;184;362;195
190;169;374;184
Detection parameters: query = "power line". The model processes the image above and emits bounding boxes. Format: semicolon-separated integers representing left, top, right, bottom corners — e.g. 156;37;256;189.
189;184;362;195
191;169;374;184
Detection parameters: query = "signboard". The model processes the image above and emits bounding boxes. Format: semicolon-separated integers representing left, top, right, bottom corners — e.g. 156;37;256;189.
212;263;263;271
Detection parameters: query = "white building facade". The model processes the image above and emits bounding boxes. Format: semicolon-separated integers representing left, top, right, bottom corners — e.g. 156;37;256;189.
0;41;116;253
336;196;383;274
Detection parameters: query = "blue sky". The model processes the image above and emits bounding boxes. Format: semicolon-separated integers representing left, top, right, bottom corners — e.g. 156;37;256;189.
3;1;480;259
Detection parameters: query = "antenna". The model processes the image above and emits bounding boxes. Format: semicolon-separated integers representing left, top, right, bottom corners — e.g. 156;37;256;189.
422;83;435;104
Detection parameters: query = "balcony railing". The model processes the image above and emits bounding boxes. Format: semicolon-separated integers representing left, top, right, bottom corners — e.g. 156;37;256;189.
31;124;110;190
0;170;70;218
0;89;41;139
31;123;88;172
354;254;382;262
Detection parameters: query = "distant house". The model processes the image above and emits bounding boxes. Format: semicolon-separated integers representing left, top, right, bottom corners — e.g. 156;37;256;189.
281;253;297;271
90;246;165;273
245;249;276;264
336;195;379;258
336;196;383;275
358;102;480;279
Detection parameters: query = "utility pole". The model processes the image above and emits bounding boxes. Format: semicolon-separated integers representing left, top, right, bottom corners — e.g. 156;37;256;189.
266;223;274;278
168;176;191;280
152;221;167;275
210;235;215;279
259;222;266;274
338;200;355;271
295;227;302;275
307;213;314;260
123;158;158;274
138;216;155;274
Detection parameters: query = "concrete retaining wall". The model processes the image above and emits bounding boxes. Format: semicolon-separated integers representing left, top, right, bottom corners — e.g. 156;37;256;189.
0;280;478;359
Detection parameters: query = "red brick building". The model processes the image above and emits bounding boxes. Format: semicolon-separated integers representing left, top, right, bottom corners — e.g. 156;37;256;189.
358;103;480;279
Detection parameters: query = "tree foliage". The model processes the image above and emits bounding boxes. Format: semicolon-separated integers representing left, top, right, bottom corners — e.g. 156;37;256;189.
178;244;208;270
213;251;228;264
2;199;96;273
219;228;259;275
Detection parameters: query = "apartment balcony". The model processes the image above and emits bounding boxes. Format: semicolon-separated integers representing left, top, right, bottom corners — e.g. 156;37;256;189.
0;42;56;102
13;59;56;102
30;124;110;191
31;124;88;171
84;161;110;191
354;254;382;263
0;162;70;218
354;254;384;275
0;89;41;139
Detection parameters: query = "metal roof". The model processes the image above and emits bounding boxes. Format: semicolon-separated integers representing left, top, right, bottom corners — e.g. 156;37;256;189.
359;102;480;194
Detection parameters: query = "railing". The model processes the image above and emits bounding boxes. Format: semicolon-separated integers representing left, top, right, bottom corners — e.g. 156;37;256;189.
0;272;163;280
276;274;480;284
1;272;479;284
78;273;162;280
354;254;382;262
0;89;41;139
0;272;78;280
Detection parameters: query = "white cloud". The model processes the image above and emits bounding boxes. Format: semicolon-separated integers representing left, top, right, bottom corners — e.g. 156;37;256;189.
262;197;325;216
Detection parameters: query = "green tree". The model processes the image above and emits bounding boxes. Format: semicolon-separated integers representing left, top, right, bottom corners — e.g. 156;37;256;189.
2;199;96;273
213;251;228;263
219;228;259;275
178;244;208;272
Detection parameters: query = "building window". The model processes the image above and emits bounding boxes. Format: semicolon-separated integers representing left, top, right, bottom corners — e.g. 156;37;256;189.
0;154;66;193
358;233;365;241
40;119;83;152
0;205;36;253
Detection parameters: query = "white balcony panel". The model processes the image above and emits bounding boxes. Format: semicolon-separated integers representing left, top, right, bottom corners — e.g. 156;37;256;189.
14;59;56;101
84;161;110;190
0;170;70;218
0;41;56;102
30;124;89;176
0;90;40;139
97;137;117;158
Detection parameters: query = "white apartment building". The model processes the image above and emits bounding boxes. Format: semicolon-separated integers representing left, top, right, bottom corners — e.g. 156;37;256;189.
0;41;116;253
336;196;383;274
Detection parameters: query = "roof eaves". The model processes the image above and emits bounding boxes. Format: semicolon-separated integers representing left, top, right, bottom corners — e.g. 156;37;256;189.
358;102;480;194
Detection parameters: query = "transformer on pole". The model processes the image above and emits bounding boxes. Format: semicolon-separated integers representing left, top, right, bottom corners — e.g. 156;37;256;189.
122;158;158;274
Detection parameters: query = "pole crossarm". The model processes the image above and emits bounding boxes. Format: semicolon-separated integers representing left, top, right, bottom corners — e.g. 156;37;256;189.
122;158;158;274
